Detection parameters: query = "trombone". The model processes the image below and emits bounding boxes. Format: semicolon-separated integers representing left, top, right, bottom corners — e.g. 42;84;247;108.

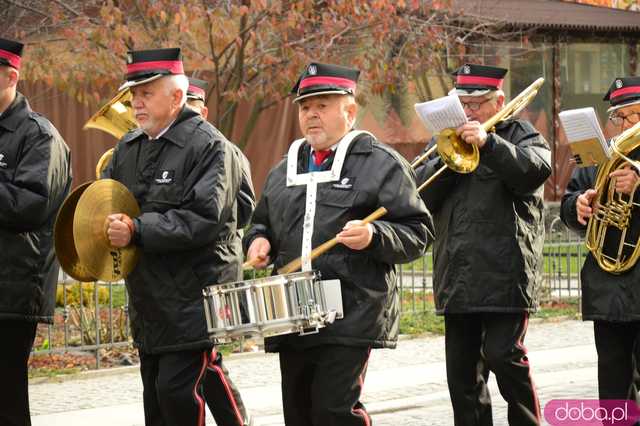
413;77;545;192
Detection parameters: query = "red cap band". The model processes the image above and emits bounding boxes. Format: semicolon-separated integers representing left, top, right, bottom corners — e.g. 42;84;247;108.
456;75;503;89
126;60;184;75
0;49;21;69
188;85;206;99
299;76;356;91
611;86;640;100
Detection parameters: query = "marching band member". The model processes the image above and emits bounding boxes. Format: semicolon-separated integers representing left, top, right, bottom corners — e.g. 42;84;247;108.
560;76;640;403
185;76;256;425
103;48;251;426
186;77;255;231
244;62;433;426
0;37;72;426
415;64;551;425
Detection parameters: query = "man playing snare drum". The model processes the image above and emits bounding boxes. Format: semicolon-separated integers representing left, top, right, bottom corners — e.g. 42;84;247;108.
244;62;433;426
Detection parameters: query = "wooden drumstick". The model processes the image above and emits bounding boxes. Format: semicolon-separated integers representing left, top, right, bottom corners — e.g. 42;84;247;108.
279;206;388;274
242;257;262;269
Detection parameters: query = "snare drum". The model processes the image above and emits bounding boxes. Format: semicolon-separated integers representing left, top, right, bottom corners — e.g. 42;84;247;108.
203;271;341;342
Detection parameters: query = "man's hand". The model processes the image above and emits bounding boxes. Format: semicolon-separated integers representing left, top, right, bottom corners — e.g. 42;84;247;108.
106;213;134;248
609;165;639;195
457;121;488;148
246;237;271;269
336;220;374;251
577;189;597;226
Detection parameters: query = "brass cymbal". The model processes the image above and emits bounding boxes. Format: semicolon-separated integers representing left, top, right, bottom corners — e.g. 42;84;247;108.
54;182;96;282
73;179;141;282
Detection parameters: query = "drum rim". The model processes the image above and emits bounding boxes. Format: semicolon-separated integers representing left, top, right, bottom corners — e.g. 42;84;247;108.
203;270;320;295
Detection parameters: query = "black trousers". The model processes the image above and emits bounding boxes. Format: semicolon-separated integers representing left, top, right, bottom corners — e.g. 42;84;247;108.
593;320;640;401
139;347;250;426
0;320;38;426
279;345;371;426
444;313;541;426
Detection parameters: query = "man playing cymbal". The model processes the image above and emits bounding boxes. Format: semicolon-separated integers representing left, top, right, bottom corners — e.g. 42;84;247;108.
103;48;251;426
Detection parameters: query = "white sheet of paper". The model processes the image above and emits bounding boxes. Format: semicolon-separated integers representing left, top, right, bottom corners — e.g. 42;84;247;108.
414;94;468;133
559;107;610;157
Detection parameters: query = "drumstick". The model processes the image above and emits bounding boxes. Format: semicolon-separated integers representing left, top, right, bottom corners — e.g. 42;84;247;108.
279;206;388;274
242;257;262;269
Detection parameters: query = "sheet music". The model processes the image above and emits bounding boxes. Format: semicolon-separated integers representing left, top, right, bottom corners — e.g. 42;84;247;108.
414;95;468;133
559;107;610;167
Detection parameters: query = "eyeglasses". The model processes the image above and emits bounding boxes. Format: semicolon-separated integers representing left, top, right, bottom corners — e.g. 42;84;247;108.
460;98;493;111
609;111;640;126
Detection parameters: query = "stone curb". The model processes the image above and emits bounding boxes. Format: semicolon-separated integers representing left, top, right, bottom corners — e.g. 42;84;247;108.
30;348;269;385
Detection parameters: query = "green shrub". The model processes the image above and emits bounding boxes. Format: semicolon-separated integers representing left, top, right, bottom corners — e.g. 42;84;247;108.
56;282;109;307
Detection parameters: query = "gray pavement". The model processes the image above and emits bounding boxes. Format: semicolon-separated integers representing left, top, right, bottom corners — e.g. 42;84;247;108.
30;319;599;425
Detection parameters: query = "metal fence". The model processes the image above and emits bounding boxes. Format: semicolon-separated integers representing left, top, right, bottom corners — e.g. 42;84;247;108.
33;279;131;368
33;215;586;365
397;214;587;316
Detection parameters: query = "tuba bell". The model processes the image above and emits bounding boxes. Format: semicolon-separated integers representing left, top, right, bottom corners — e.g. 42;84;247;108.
586;120;640;274
84;88;135;140
85;88;136;179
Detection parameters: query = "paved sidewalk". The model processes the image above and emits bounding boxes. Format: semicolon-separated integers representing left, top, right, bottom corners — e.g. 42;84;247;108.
30;319;598;425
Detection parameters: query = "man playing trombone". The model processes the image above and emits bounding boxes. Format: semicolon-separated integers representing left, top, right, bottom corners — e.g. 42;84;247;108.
560;76;640;404
415;64;551;425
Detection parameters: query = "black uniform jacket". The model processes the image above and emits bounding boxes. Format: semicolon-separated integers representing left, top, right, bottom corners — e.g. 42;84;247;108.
232;144;255;229
415;118;551;314
244;132;434;352
0;92;72;323
560;160;640;322
103;106;243;354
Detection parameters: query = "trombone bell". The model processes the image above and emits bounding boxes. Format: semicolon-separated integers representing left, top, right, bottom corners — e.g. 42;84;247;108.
437;128;479;174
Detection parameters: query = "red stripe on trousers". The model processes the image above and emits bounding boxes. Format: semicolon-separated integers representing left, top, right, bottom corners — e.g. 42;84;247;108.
517;313;542;422
193;352;208;426
208;348;244;426
352;348;372;426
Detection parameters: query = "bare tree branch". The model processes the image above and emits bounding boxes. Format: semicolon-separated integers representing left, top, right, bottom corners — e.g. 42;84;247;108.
2;0;50;19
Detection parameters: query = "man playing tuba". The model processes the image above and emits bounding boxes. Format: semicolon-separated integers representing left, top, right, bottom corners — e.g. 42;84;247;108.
560;76;640;403
414;64;551;426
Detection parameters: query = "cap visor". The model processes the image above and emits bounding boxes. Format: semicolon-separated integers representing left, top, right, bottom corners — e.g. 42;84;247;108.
294;89;350;103
607;98;640;114
186;94;205;102
449;87;493;97
118;74;164;92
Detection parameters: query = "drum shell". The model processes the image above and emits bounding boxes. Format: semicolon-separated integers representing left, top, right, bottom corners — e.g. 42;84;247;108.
202;271;330;341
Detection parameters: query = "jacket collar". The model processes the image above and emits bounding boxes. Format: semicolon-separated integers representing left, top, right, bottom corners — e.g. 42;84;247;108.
0;92;30;132
124;105;200;147
300;130;373;158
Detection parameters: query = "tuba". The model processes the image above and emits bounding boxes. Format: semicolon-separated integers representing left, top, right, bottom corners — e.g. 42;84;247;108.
586;120;640;274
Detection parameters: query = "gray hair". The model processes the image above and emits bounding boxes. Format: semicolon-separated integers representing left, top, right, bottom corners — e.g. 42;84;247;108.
163;74;189;105
486;89;504;100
